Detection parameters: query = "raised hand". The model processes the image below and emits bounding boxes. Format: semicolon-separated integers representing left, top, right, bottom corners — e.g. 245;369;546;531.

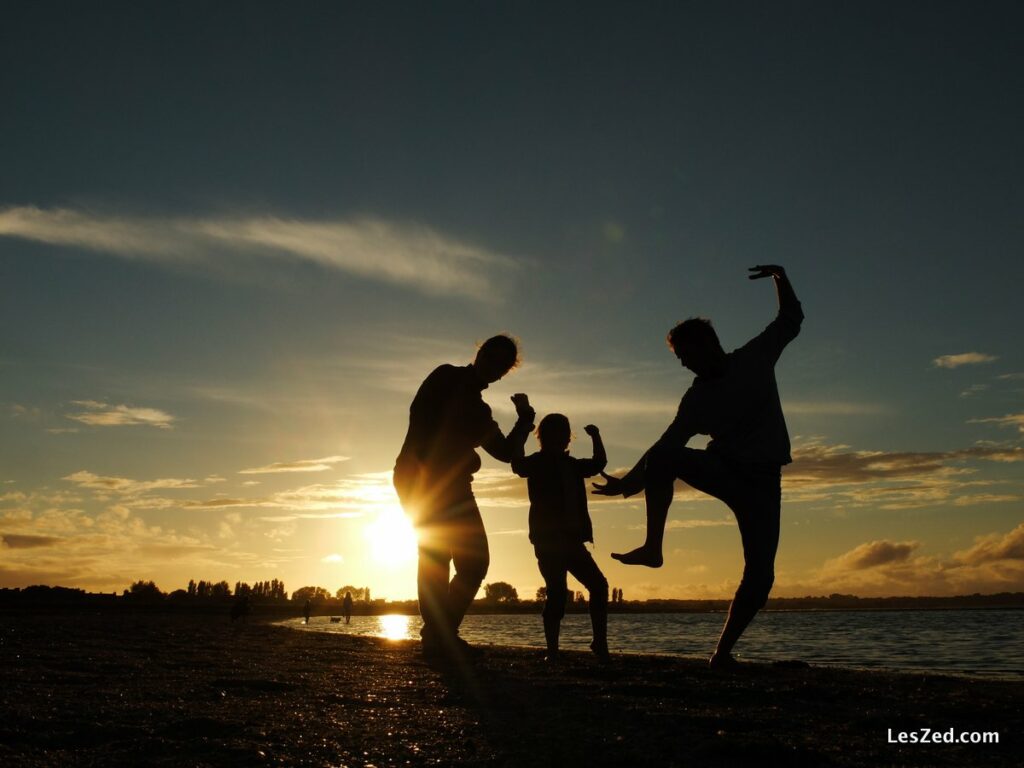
591;471;623;496
748;264;786;280
510;393;534;420
583;424;600;437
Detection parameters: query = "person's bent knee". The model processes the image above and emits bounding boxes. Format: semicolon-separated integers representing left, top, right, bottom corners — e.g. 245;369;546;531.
590;576;609;605
645;444;679;478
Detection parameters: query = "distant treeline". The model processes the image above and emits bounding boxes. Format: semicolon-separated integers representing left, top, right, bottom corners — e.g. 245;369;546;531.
2;584;1022;614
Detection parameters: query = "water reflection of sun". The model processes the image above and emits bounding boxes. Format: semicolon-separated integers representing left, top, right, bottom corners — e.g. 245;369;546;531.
377;614;414;641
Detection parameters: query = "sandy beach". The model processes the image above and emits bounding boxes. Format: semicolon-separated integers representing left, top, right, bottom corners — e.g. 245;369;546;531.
1;611;1020;767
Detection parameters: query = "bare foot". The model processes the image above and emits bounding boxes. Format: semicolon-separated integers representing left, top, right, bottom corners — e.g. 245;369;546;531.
610;546;663;568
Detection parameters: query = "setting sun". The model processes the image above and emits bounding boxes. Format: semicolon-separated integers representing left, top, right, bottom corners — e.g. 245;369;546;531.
363;504;418;566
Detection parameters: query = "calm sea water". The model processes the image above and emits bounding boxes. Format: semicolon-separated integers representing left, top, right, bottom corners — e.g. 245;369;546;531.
284;609;1024;678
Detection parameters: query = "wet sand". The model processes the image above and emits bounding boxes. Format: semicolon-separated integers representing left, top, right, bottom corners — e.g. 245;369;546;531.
1;612;1019;767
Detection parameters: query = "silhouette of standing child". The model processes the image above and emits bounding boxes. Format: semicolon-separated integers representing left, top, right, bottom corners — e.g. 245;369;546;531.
513;415;609;660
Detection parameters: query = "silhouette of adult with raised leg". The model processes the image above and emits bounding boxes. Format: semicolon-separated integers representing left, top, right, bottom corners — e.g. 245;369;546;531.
394;334;535;662
593;266;802;668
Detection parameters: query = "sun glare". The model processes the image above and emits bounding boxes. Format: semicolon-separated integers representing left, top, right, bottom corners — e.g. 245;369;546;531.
363;504;418;566
377;614;415;641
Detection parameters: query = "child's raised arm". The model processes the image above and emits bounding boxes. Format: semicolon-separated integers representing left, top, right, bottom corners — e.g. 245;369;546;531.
577;424;607;477
508;394;535;477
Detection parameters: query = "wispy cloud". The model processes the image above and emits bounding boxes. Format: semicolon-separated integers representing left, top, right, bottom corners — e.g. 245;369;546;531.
63;470;199;495
951;493;1021;506
784;401;886;416
784;441;1023;510
238;455;350;475
932;352;998;369
968;413;1024;435
66;400;175;429
664;519;734;530
1;534;63;549
788;442;1022;486
0;206;515;300
959;384;990;398
9;404;43;421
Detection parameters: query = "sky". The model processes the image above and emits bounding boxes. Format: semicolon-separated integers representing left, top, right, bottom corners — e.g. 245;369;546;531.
1;1;1023;601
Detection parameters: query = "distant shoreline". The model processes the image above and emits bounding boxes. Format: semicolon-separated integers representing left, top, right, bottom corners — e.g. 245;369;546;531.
2;586;1022;617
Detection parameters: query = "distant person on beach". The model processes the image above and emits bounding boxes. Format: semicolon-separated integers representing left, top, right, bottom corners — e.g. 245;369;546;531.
512;415;609;661
593;265;803;668
394;334;535;660
230;594;250;623
303;599;311;625
343;591;353;625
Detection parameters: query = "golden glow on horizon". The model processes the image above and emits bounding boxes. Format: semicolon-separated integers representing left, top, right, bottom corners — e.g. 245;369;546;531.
363;503;418;567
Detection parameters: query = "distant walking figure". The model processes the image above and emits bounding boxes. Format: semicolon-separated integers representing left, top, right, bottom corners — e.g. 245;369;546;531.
342;591;353;625
594;265;803;668
513;416;609;661
303;599;311;625
230;594;250;623
394;334;535;660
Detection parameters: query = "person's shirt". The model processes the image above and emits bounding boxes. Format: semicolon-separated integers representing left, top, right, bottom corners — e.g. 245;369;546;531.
396;364;532;492
512;449;606;546
622;300;803;496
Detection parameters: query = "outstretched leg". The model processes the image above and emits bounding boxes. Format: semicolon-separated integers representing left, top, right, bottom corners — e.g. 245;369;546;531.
613;448;731;568
610;448;674;567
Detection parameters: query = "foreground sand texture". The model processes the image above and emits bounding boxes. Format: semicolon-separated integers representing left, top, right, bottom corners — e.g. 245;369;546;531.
1;613;1020;767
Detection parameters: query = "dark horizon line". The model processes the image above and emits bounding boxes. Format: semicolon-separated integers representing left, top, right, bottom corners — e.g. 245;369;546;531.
2;584;1022;605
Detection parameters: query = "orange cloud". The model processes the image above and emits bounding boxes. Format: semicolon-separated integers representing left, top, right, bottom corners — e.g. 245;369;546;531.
932;352;998;368
954;523;1024;564
826;540;919;571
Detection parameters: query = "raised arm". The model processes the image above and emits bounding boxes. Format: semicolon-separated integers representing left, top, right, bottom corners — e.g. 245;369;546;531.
586;424;607;467
480;393;535;463
575;424;608;477
749;264;801;319
745;264;803;358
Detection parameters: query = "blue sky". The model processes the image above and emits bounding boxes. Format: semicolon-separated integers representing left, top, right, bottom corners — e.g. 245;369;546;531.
2;1;1022;599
